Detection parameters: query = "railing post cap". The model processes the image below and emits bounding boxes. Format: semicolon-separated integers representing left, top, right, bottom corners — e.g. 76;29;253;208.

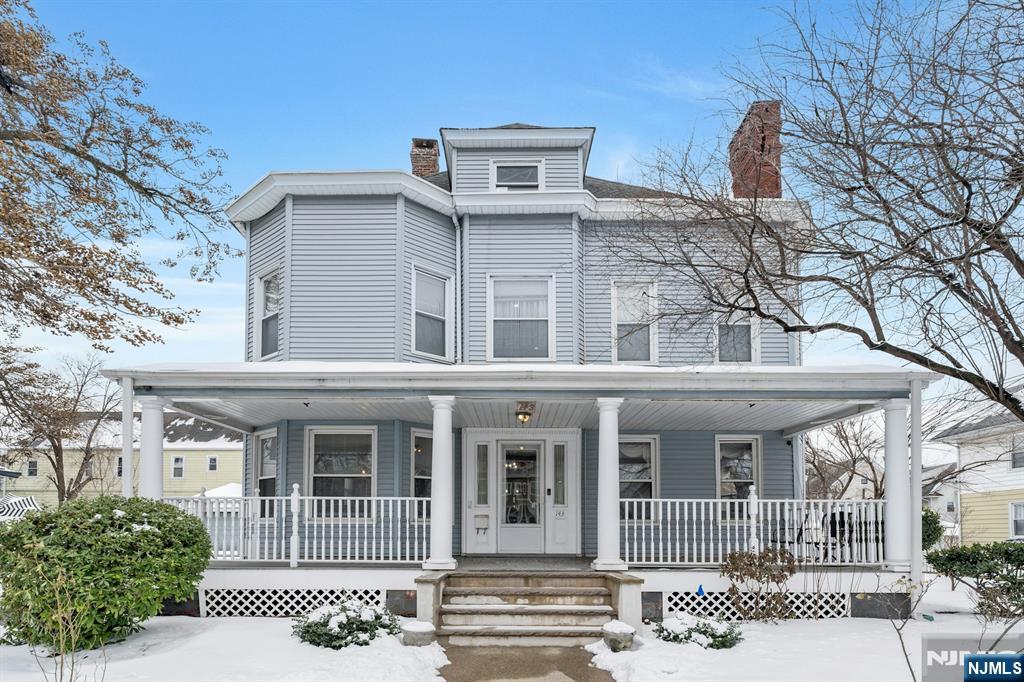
291;483;300;492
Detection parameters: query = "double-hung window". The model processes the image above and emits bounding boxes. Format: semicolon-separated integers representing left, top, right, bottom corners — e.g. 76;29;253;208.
716;315;758;363
613;282;656;363
208;456;219;472
307;428;375;498
717;436;761;514
258;272;281;359
171;456;185;479
493;161;541;191
413;268;450;360
26;459;38;477
619;438;657;518
255;431;278;498
1011;436;1024;470
117;456;123;478
489;276;554;360
1012;502;1024;539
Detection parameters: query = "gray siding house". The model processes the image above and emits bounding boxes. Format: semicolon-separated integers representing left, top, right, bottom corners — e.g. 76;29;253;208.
106;105;934;637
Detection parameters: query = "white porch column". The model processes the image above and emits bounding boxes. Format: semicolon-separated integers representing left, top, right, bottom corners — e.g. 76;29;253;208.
593;397;627;571
137;396;167;500
120;377;134;497
910;380;924;584
423;396;457;570
882;399;911;569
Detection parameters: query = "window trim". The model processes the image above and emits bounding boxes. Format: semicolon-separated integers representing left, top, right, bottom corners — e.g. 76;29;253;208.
1009;435;1024;471
254;428;279;497
411;265;455;362
26;459;38;477
617;435;660;523
611;279;658;365
304;425;378;499
715;434;763;501
255;269;281;361
489;158;546;192
410;427;432;499
713;314;761;365
1010;501;1024;540
485;273;557;362
117;456;123;478
171;456;185;480
208;455;219;472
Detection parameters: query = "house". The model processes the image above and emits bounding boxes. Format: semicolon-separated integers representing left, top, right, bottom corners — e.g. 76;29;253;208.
936;405;1024;545
103;104;936;639
2;413;242;507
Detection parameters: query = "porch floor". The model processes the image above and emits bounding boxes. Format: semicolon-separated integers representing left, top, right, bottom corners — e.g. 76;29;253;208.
455;556;593;572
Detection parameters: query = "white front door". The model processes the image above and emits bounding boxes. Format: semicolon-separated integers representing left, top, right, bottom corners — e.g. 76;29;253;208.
462;429;580;555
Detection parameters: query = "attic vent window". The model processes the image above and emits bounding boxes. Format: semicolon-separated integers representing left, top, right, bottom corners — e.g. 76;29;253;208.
494;163;540;191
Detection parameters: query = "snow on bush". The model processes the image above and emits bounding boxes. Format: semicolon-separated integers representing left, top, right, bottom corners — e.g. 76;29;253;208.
654;614;742;649
292;600;400;649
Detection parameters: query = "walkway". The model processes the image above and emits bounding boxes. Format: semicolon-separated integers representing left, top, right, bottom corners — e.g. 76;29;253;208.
441;645;613;682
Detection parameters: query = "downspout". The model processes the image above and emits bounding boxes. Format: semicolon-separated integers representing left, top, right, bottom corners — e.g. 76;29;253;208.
452;211;462;363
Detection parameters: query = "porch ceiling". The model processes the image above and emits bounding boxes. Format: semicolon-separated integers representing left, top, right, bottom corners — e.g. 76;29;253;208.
169;395;879;437
104;361;938;436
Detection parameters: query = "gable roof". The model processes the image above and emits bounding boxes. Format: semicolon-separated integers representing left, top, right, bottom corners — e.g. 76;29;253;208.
935;385;1024;440
420;171;678;200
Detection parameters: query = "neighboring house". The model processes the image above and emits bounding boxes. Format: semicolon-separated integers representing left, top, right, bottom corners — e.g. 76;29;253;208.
2;413;242;507
937;408;1024;545
104;104;937;634
833;465;881;500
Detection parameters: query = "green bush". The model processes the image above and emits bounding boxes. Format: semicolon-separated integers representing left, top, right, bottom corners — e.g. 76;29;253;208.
926;542;1024;619
654;614;742;649
292;600;400;649
0;496;210;650
922;507;943;550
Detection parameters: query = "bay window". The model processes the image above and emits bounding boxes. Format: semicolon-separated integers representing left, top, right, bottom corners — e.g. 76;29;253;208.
489;275;554;360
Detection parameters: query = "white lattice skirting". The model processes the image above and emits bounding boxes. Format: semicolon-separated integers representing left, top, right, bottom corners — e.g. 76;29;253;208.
202;588;384;617
667;590;850;620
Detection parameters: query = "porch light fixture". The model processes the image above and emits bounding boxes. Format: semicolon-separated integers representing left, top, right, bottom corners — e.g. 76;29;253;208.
515;401;535;425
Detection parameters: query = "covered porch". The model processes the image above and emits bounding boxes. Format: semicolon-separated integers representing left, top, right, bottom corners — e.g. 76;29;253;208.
104;362;934;575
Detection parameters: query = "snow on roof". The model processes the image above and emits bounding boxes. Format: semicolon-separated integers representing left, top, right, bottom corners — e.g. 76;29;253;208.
195;482;243;497
0;413;242;452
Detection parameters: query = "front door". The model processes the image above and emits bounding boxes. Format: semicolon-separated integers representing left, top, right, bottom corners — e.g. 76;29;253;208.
463;429;580;555
499;442;543;553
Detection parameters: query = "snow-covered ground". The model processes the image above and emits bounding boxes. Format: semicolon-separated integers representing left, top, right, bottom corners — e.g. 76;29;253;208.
587;611;1023;682
0;617;448;682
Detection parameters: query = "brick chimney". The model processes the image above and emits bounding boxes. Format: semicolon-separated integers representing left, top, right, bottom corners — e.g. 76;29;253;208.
410;138;439;177
728;101;782;199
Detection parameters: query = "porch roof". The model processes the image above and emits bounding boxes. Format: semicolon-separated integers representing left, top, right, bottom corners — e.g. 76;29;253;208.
103;362;937;436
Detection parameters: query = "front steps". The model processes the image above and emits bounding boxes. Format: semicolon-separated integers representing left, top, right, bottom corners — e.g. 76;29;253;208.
435;571;617;646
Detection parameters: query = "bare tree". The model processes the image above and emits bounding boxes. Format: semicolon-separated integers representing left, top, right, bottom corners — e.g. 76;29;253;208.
598;0;1024;421
0;348;120;502
0;0;238;349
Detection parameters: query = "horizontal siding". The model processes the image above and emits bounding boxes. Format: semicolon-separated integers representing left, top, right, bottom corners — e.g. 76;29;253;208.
289;196;398;360
402;201;457;362
961;489;1024;543
246;201;287;360
454;148;581;193
958;436;1024;493
582;430;793;555
466;214;578;362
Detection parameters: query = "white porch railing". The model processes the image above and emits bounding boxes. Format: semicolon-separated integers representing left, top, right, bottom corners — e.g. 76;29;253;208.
622;494;885;567
165;485;430;565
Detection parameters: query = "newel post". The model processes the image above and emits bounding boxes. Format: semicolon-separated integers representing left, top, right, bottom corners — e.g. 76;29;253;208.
289;483;300;568
747;485;761;553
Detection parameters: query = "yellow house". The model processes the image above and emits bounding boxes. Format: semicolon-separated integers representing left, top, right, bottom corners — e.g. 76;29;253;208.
3;413;242;507
937;408;1024;544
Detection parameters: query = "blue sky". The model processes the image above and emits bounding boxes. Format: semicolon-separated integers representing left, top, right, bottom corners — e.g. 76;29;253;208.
27;0;884;369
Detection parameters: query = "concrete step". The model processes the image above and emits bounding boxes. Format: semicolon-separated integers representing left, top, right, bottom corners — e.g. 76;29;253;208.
437;624;606;647
442;586;612;607
445;572;609;589
440;603;614;627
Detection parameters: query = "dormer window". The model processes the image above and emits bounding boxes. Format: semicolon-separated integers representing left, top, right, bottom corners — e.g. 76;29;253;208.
492;160;543;192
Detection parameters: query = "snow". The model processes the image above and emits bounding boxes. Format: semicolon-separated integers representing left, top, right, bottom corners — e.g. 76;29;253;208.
586;614;1023;682
0;617;449;682
401;621;435;633
603;620;636;635
195;482;243;498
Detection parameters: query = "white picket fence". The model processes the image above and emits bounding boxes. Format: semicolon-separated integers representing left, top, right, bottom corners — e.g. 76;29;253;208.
621;490;885;566
165;485;430;565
